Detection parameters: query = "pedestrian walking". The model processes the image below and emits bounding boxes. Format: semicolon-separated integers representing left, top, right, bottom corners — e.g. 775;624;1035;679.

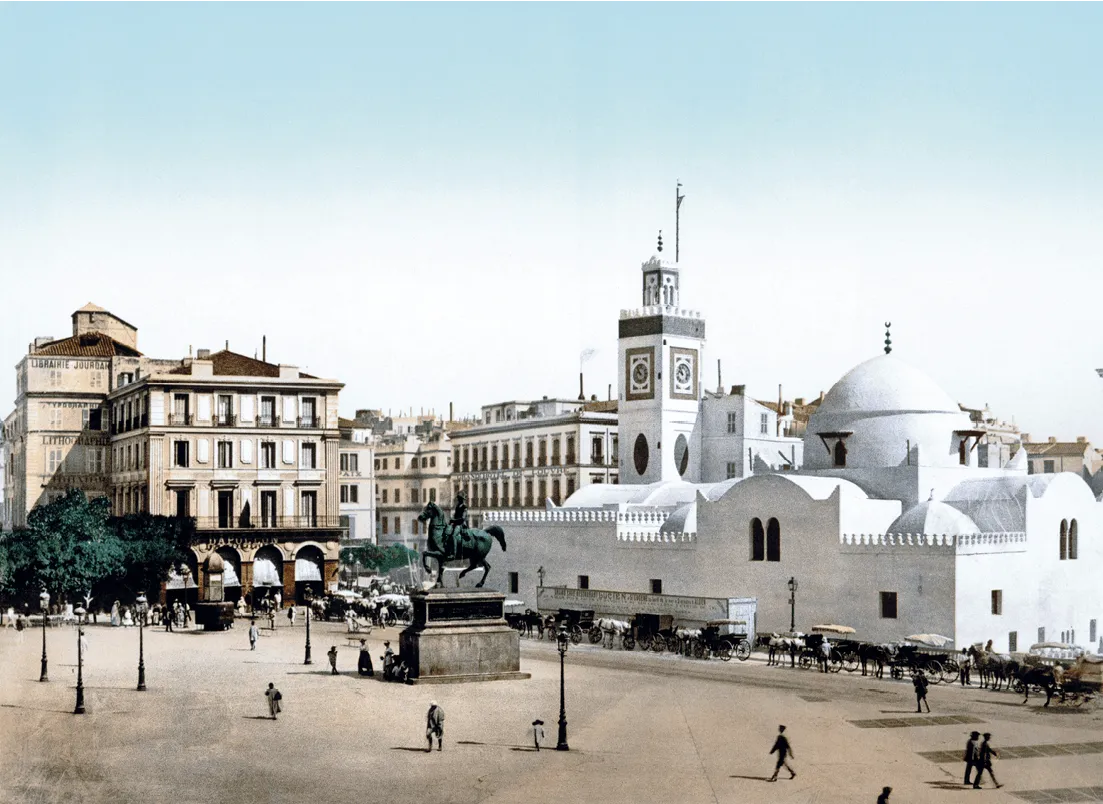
15;614;25;643
165;604;174;632
767;725;796;781
962;731;981;786
268;609;276;631
248;620;259;650
357;639;374;676
426;701;445;752
183;603;191;629
265;682;282;720
973;733;1002;789
532;719;545;751
913;670;930;713
877;787;892;804
328;645;339;675
960;648;972;686
287;606;296;627
78;628;89;661
819;638;831;673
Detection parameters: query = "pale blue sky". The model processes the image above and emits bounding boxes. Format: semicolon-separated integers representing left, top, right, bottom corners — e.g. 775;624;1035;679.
2;4;1102;442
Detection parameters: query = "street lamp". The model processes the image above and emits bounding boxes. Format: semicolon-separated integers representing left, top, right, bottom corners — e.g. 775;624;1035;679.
787;577;798;632
135;594;149;691
303;590;313;665
39;589;50;682
556;625;570;751
74;624;86;715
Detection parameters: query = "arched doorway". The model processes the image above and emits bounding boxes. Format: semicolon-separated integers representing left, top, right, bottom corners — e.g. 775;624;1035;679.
252;545;285;608
295;544;325;604
216;546;243;604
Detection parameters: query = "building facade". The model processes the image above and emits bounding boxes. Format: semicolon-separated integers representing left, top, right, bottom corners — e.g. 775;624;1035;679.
338;418;376;545
448;398;619;526
1020;436;1101;477
374;430;454;551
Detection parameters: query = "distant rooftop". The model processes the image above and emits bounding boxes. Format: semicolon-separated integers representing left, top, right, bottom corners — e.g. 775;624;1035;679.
33;332;142;358
166;350;317;379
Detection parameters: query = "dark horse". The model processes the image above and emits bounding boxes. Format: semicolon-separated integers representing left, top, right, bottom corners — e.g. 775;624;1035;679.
416;501;507;588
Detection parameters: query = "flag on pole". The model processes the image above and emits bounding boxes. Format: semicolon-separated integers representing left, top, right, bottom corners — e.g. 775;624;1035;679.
580;348;597;364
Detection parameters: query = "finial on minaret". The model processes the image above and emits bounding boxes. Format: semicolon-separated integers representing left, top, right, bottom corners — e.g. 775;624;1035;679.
884;322;892;354
657;230;663;253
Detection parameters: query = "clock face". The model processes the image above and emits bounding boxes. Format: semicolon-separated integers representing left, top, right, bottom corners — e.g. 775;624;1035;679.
670;348;697;398
675;362;691;386
633;362;649;386
626;348;654;399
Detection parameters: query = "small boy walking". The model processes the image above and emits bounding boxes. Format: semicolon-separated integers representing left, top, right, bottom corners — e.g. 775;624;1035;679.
532;719;545;751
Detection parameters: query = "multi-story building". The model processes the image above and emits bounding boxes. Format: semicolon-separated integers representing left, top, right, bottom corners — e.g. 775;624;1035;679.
2;304;347;605
338;417;376;544
374;428;454;551
448;397;619;525
692;386;803;481
1019;435;1101;477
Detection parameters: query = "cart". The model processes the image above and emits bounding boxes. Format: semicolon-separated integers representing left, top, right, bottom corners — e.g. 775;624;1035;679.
544;608;596;645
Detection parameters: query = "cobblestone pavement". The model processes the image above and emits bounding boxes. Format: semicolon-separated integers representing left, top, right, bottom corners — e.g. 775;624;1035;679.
1;621;1101;804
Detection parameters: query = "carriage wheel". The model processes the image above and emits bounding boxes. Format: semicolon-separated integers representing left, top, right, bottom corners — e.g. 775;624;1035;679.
940;662;960;685
637;635;651;651
718;639;734;662
842;653;859;673
735;640;752;661
798;654;813;670
1012;679;1025;695
622;634;636;651
691;640;707;660
588;626;603;644
546;625;557;641
925;661;944;684
381;611;396;629
570;625;583;645
829;657;843;673
652;636;666;653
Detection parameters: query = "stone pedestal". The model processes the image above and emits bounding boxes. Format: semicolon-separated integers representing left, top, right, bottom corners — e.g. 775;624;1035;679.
399;589;530;684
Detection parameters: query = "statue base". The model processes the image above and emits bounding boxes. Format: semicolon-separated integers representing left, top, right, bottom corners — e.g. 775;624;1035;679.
399;588;529;684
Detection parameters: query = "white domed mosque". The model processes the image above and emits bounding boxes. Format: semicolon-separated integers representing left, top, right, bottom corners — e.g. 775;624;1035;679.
484;252;1102;651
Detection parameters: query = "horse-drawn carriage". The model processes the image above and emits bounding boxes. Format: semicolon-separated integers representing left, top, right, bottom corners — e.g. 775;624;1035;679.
543;608;596;645
1056;654;1101;708
687;619;753;661
628;613;675;652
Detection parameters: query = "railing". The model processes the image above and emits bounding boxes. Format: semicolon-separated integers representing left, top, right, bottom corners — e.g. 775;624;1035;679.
591;454;604;465
461;463;470;472
512;459;520;468
525;458;533;468
169;413;193;426
298;415;319;428
538;456;547;467
214;414;236;427
257;416;278;428
193;515;341;530
552;456;561;466
490;460;499;470
566;453;576;465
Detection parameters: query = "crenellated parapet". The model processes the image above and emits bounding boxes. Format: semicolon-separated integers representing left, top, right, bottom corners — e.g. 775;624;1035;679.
839;531;1027;551
616;530;697;548
619;306;703;321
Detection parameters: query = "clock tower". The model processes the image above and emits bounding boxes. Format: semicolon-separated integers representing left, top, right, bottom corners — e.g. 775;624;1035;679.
617;253;705;484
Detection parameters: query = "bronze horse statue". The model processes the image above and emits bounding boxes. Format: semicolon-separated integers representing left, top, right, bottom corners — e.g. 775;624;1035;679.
416;501;507;588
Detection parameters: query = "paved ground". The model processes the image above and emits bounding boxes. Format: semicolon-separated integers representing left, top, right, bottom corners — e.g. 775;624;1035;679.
1;619;1101;804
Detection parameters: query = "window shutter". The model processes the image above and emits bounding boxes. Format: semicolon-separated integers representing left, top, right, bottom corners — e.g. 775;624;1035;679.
239;394;255;422
241;439;253;464
284;488;295;516
282;396;296;423
197;395;212;422
282;440;294;464
197;439;210;464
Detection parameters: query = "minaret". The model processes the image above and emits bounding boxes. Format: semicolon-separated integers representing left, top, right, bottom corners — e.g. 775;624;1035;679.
617;231;706;484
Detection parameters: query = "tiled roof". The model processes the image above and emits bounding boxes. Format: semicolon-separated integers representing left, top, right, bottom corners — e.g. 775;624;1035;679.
582;400;618;413
33;332;142;358
1023;441;1092;457
167;350;317;379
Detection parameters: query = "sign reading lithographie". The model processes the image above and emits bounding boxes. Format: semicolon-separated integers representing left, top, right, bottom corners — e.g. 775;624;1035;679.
537;586;755;626
427;599;503;623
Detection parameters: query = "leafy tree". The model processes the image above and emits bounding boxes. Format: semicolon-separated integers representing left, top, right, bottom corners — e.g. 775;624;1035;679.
2;489;122;604
340;543;418;574
108;512;194;601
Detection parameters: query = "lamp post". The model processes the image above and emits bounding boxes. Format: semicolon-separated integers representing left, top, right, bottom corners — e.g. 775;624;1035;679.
135;594;148;691
39;589;50;682
556;625;569;751
787;577;798;632
74;622;86;714
303;590;313;665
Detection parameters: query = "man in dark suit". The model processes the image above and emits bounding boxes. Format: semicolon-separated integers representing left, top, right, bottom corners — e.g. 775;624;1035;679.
962;731;980;786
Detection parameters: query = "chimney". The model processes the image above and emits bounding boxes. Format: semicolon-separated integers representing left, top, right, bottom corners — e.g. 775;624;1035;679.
1021;433;1030;443
794;397;804;406
262;335;266;362
1077;436;1087;444
608;383;612;401
33;336;55;349
717;359;723;393
225;340;229;351
578;372;584;401
1048;436;1057;443
449;402;453;422
777;384;783;437
730;385;745;396
197;348;211;359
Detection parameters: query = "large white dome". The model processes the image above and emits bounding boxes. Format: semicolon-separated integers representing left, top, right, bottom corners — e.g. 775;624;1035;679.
817;355;959;415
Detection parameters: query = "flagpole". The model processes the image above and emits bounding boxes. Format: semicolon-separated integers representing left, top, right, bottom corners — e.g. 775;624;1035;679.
675;182;685;263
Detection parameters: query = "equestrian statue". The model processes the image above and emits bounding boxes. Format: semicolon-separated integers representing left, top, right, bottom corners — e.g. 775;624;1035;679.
417;494;507;588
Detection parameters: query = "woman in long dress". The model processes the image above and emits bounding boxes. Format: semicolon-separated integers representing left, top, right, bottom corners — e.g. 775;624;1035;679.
110;600;120;627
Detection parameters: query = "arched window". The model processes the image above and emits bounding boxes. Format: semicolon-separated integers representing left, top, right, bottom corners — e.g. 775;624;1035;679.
766;518;781;562
750;518;764;561
1060;519;1068;561
1069;519;1078;560
833;439;848;468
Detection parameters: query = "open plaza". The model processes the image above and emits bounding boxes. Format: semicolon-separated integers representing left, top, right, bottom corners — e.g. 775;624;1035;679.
2;617;1102;804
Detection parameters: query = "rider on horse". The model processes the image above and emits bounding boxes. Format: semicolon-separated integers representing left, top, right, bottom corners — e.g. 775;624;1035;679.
447;491;469;556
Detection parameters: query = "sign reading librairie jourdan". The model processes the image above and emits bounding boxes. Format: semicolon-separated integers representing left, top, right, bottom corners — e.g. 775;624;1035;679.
537;586;756;632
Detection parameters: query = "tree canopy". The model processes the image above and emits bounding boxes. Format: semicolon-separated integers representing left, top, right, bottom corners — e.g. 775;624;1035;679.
340;543;418;574
0;489;193;605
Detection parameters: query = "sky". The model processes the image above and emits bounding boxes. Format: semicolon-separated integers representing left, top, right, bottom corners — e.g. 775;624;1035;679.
2;4;1102;443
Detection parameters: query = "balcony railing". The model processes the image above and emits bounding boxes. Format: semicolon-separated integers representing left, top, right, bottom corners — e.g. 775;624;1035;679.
512;459;520;469
193;515;339;531
591;454;605;465
566;453;576;465
257;417;279;428
298;416;319;428
169;413;193;426
538;456;547;467
214;414;236;427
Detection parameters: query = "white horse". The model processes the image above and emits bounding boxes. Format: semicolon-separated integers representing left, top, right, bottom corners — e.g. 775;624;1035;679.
597;618;630;649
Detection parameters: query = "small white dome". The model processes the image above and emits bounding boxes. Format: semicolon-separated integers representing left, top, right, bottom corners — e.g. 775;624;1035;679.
887;501;979;536
817;355;959;415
